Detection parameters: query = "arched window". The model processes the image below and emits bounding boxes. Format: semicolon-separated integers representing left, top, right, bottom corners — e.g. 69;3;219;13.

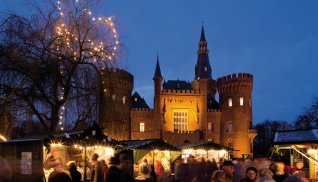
227;121;233;132
227;139;233;149
123;96;127;104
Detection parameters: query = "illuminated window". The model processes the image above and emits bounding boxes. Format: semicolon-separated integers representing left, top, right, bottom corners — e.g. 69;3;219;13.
227;121;233;132
208;122;212;133
112;94;116;101
140;122;145;132
240;97;244;106
123;96;126;104
228;98;232;107
134;97;137;102
204;67;208;71
173;111;188;132
208;138;214;142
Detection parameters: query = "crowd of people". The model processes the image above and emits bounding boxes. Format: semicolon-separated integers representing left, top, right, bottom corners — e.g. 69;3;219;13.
46;152;135;182
1;151;312;182
172;157;309;182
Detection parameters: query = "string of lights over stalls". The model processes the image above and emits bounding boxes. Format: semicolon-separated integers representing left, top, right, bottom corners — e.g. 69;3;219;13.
55;0;121;131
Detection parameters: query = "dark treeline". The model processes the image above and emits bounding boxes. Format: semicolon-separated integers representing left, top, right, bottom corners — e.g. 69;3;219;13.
253;97;318;157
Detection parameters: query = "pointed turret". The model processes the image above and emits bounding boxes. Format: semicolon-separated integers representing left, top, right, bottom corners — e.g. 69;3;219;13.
195;25;212;80
153;54;163;79
200;25;206;42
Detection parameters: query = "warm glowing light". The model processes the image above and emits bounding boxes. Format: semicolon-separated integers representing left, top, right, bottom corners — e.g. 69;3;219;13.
183;149;193;155
0;134;7;141
308;149;318;154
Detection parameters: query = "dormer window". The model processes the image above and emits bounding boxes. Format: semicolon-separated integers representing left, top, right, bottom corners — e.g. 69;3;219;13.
176;82;180;89
134;98;138;102
204;67;208;71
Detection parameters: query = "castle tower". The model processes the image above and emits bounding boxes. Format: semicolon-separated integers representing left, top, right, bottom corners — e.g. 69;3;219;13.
99;68;134;140
191;26;218;132
153;55;163;135
217;73;254;158
192;26;217;98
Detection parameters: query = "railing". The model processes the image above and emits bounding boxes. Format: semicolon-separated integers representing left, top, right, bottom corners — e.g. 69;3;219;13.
291;145;318;166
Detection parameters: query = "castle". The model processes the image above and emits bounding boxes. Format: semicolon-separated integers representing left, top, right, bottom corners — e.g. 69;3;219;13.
100;26;257;158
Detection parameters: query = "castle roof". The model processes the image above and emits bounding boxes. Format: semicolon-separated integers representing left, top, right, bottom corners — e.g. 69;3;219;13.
274;129;318;144
153;55;163;79
162;80;193;90
131;92;150;109
200;25;206;42
207;96;219;110
195;26;212;80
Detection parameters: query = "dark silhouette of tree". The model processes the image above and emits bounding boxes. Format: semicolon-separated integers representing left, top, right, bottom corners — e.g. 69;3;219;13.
0;0;120;135
253;120;293;157
294;97;318;129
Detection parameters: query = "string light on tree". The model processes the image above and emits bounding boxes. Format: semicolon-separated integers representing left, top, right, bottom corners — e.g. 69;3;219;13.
55;0;120;65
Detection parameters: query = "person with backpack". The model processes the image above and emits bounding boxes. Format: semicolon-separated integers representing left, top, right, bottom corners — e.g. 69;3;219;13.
139;158;151;182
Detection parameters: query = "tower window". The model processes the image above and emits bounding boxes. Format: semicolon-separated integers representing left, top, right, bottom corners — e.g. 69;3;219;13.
123;96;126;104
228;98;233;107
204;67;208;72
140;122;145;132
227;121;233;132
208;122;212;133
173;110;188;132
240;97;244;106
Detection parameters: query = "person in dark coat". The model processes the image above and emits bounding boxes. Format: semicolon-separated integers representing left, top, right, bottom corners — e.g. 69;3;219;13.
240;167;257;182
48;170;72;182
67;161;82;182
222;161;234;182
272;162;289;182
106;157;123;182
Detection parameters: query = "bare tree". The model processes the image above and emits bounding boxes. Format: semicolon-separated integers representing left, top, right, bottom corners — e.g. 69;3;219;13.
253;120;293;157
0;0;120;135
294;97;318;130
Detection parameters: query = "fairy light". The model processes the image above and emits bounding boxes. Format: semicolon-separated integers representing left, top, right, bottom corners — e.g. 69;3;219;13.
55;0;120;62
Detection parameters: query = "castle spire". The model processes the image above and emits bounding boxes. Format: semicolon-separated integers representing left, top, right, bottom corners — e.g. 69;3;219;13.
200;25;206;42
153;54;163;79
195;25;212;80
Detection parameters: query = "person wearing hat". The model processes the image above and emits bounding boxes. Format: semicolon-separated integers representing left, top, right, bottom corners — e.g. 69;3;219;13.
222;161;234;182
240;167;258;182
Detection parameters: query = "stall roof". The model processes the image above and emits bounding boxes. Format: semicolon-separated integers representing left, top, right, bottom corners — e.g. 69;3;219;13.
274;129;318;144
122;139;180;151
177;141;229;151
0;138;42;144
2;124;120;147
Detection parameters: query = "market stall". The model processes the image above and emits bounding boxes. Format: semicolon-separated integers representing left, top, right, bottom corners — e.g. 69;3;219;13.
178;141;229;162
122;139;181;178
44;124;120;181
0;124;120;182
274;129;318;180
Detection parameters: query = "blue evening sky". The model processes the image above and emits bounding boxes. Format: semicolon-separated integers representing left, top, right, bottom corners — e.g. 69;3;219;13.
1;0;318;124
